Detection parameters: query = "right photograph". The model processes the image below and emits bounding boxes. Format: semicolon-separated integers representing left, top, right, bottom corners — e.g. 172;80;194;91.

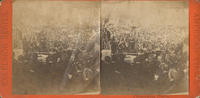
100;1;189;95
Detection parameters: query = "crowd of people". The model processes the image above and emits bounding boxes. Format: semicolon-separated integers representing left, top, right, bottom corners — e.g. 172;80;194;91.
12;20;188;93
101;17;189;92
13;26;100;93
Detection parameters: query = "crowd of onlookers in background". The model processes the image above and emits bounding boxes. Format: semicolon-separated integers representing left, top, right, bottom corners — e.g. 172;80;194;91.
101;18;189;84
13;27;100;82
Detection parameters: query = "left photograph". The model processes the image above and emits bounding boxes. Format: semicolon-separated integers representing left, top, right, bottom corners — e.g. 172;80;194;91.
12;1;100;94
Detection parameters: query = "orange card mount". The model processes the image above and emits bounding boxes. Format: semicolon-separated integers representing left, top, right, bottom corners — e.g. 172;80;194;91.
0;0;200;98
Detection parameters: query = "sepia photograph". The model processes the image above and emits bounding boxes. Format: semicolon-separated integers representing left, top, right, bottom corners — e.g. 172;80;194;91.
12;0;189;95
100;1;189;95
12;1;100;94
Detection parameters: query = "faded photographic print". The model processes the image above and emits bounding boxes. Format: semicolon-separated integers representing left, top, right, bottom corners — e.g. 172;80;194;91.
101;1;189;95
12;0;189;95
12;1;100;94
